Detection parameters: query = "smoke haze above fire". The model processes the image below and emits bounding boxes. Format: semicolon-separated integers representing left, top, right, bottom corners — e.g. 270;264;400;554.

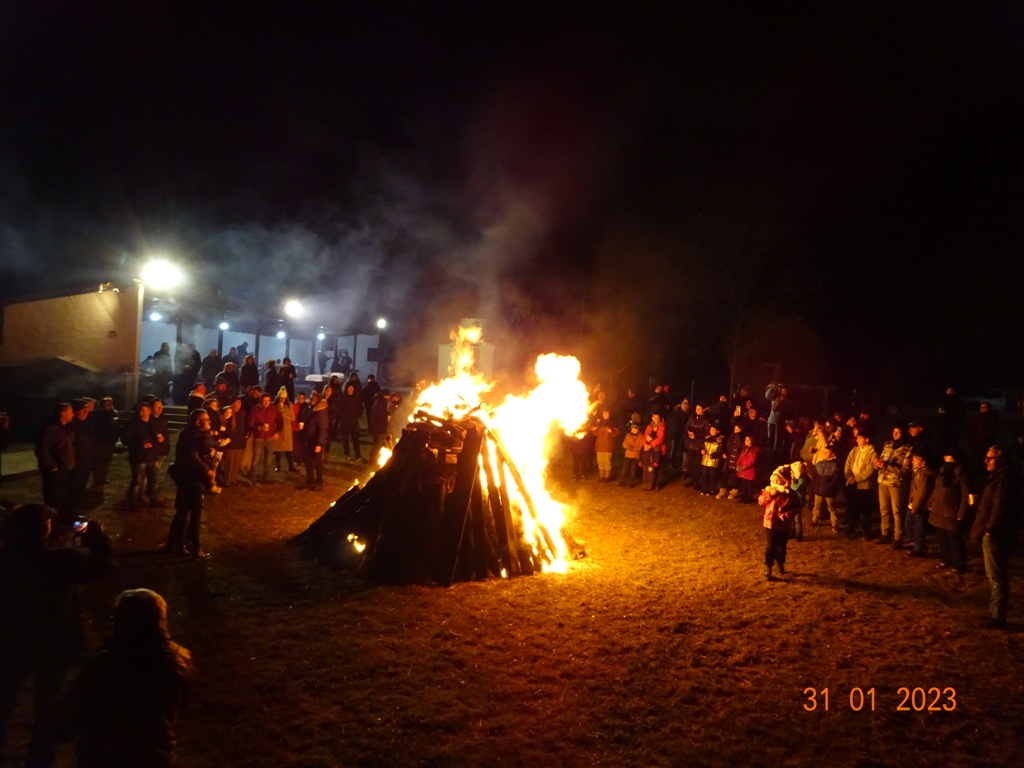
1;3;1021;391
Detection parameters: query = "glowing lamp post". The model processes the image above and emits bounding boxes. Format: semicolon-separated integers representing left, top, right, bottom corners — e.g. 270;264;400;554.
140;258;186;292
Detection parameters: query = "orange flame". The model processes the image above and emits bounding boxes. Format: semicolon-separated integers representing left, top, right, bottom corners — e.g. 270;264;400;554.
414;325;589;572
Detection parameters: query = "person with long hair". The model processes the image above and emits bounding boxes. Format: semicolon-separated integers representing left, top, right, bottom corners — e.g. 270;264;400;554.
58;589;193;767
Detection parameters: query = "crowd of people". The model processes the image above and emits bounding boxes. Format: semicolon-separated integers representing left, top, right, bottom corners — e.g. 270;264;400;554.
32;348;401;560
580;382;1020;628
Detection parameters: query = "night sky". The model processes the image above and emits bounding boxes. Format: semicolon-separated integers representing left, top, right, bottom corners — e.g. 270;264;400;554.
1;3;1022;402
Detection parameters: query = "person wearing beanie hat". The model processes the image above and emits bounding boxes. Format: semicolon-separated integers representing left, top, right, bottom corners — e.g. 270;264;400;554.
273;387;296;472
759;465;798;580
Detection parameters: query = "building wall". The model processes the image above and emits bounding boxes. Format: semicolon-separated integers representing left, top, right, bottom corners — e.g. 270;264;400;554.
0;285;143;372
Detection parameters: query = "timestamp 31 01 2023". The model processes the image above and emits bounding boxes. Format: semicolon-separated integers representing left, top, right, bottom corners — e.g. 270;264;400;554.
802;687;957;712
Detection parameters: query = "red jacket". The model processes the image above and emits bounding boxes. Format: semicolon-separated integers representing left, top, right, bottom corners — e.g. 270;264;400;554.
758;488;796;530
643;420;666;456
248;403;282;441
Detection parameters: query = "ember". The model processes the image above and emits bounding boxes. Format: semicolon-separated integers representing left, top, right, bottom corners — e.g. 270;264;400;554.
294;326;590;585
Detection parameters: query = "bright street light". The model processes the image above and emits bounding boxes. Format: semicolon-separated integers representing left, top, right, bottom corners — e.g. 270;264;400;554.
149;312;162;322
317;332;326;341
376;317;387;330
140;258;185;291
283;299;304;318
276;330;286;339
219;321;230;331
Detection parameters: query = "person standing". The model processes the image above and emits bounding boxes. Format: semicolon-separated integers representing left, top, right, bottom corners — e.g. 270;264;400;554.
238;355;259;392
0;504;113;767
91;397;120;487
121;401;161;511
617;417;643;487
279;357;297;403
759;466;797;581
248;393;282;483
273;388;296;473
811;444;842;533
362;374;381;428
200;348;222;389
292;392;308;468
905;451;936;557
65;400;97;521
874;425;913;548
165;409;215;558
303;390;330;491
844;432;878;539
56;589;193;768
149;397;171;506
35;403;76;524
219;398;247;487
970;446;1020;629
927;450;970;573
152;342;173;399
338;383;364;462
640;412;666;491
591;409;620;483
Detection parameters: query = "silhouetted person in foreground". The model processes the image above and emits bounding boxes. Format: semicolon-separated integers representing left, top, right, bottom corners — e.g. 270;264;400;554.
0;504;113;767
57;588;194;768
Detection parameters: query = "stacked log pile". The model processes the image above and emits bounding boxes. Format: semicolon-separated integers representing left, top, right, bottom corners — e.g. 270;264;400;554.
292;411;584;586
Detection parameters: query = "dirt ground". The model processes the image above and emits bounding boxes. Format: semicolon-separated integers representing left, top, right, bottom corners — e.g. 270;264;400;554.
2;441;1023;768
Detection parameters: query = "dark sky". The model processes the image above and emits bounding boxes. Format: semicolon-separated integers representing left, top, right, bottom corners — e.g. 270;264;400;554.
1;2;1022;399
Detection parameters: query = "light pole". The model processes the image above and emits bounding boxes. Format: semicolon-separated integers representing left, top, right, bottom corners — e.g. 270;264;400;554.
376;317;387;381
135;256;186;405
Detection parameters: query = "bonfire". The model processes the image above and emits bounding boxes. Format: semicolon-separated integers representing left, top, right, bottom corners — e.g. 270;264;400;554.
294;326;591;585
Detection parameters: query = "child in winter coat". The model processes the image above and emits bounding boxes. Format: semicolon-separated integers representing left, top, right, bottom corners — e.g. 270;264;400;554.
717;425;746;499
789;461;808;542
811;445;842;532
591;409;620;482
905;452;936;556
759;466;798;580
700;425;725;496
618;419;643;487
735;435;760;503
640;413;666;490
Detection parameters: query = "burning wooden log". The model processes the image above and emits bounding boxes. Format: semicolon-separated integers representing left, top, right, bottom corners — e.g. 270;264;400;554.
292;410;582;585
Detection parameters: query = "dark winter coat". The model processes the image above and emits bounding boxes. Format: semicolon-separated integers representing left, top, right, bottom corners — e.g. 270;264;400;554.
59;637;193;768
811;458;841;498
172;425;212;486
69;417;97;471
927;462;969;531
304;400;331;448
370;394;391;435
684;413;709;451
970;464;1019;542
121;418;161;464
338;388;363;427
36;420;76;472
